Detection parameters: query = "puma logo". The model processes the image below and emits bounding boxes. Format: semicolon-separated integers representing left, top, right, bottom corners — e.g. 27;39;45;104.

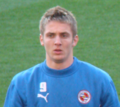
37;93;49;102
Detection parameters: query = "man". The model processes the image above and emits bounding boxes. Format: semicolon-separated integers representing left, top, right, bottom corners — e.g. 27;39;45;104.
4;6;119;107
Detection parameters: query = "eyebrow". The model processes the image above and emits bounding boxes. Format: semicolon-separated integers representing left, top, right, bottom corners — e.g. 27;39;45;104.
46;32;55;35
61;32;69;35
46;32;70;35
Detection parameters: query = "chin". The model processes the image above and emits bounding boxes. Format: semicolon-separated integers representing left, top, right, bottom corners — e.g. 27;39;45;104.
52;56;66;63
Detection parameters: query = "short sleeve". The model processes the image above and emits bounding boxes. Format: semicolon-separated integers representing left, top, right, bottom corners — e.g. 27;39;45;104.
100;80;120;107
4;79;24;107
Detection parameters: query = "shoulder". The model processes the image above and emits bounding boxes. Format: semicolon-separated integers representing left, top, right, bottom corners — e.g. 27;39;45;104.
11;63;43;86
75;58;112;82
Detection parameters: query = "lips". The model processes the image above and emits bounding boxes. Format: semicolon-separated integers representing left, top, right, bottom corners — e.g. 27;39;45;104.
53;49;62;54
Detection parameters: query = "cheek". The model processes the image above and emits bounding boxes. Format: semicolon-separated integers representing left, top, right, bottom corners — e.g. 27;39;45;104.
44;40;52;51
64;41;73;49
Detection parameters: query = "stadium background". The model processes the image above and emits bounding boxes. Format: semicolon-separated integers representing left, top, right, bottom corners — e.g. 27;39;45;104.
0;0;120;106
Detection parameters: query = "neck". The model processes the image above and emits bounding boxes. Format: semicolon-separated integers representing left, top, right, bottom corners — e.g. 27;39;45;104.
46;56;74;70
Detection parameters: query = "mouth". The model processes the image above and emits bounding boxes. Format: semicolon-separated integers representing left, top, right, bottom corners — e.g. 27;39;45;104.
53;49;62;54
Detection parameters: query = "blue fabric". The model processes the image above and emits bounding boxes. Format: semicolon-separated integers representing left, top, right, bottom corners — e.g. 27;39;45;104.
4;57;120;107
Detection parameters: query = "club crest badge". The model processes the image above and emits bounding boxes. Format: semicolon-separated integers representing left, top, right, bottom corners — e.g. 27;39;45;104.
78;90;91;104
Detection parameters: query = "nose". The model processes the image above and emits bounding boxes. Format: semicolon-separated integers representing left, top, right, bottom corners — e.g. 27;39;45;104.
54;35;62;45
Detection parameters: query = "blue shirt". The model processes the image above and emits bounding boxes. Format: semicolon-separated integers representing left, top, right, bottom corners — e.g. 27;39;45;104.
4;57;120;107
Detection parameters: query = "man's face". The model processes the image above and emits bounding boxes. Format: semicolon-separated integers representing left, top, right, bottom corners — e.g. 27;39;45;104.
40;21;78;63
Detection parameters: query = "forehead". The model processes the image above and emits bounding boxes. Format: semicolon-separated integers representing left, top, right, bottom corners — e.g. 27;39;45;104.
44;21;72;34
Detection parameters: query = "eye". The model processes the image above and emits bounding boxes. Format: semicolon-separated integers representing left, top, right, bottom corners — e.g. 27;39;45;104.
47;33;54;38
49;34;53;37
61;33;69;38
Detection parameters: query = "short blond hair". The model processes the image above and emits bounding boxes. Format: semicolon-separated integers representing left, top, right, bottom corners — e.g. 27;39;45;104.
39;6;77;37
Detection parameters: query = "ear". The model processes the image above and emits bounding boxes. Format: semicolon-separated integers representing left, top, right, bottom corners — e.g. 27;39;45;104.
40;34;44;46
72;35;79;47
